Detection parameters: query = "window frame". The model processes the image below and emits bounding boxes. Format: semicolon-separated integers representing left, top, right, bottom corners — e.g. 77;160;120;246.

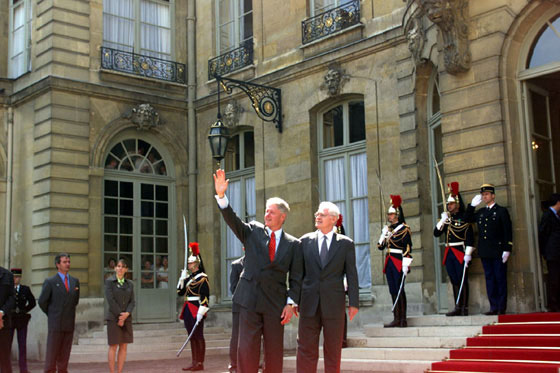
102;0;176;61
214;0;253;55
8;0;32;79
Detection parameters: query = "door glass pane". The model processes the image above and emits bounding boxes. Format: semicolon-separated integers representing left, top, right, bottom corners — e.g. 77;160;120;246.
349;102;365;143
105;180;118;196
244;131;255;168
531;91;549;137
527;16;560;69
156;185;168;201
142;184;154;199
322;105;344;149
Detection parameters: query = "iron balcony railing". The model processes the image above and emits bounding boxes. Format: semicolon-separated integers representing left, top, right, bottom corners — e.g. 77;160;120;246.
101;47;186;84
208;40;254;81
302;0;360;45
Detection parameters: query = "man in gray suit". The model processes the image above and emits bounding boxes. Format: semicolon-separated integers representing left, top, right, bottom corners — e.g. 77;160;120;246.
39;253;80;373
296;201;359;373
214;169;303;373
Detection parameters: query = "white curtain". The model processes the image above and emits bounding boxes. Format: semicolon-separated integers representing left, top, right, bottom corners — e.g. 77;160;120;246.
10;1;25;77
103;0;134;51
324;157;347;224
245;177;256;220
351;153;371;288
217;0;235;53
140;0;171;59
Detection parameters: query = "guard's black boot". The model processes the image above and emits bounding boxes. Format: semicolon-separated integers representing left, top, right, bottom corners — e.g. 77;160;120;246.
398;292;407;328
182;339;198;371
446;285;461;316
460;284;469;316
384;294;399;328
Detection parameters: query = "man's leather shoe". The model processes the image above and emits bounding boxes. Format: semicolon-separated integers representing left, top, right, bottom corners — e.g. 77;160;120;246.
483;310;497;315
182;363;196;371
191;362;204;371
498;310;506;315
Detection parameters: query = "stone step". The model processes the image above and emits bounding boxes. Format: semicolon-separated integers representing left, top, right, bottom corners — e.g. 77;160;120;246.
284;356;433;372
69;346;229;363
348;336;466;349
364;325;482;337
406;315;497;327
72;339;229;353
78;332;231;345
339;347;450;361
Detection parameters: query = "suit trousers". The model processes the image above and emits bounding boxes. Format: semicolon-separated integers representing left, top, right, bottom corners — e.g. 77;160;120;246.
546;260;560;312
0;328;13;373
297;301;345;373
229;311;240;369
44;330;74;373
238;306;284;373
481;258;507;312
9;321;29;372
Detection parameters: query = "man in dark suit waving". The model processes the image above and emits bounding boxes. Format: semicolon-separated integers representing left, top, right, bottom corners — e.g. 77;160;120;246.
539;193;560;312
214;169;302;373
296;201;359;373
39;253;80;373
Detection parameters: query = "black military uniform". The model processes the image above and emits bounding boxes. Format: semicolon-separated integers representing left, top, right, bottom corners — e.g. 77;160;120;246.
10;268;36;373
433;184;474;316
465;184;512;315
178;257;210;372
378;196;412;328
0;266;16;373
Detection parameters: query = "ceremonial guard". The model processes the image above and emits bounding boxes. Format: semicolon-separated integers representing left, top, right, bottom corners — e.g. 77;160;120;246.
377;195;413;328
433;183;475;316
10;268;36;373
177;242;210;371
465;184;513;315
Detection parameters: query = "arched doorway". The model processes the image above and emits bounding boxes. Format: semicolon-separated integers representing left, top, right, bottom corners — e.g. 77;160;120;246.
518;10;560;310
103;135;177;322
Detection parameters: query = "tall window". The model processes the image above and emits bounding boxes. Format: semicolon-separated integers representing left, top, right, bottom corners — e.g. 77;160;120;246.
527;15;560;69
103;0;173;60
319;101;371;289
223;130;255;298
9;0;32;78
215;0;253;54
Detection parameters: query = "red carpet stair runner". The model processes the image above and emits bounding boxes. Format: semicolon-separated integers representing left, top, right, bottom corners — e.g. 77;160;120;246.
428;312;560;373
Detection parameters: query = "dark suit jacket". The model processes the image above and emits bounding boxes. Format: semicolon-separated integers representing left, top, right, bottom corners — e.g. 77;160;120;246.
230;256;244;313
105;276;135;321
465;203;513;259
299;231;359;319
220;205;303;316
0;266;15;328
38;273;80;332
539;208;560;261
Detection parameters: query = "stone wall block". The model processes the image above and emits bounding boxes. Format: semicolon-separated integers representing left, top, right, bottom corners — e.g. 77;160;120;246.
442;121;504;153
401;164;418;184
444;144;505;174
400;147;418;166
32;223;88;241
33;179;89;197
398;112;416;133
440;80;500;113
442;101;503;133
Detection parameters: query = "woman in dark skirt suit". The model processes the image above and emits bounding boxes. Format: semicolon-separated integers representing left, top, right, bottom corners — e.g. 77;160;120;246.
105;259;135;373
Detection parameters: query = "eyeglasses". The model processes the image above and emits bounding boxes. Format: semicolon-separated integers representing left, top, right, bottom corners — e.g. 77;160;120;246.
314;212;336;218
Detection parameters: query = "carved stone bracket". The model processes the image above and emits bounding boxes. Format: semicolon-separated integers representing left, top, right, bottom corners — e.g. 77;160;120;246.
320;63;349;96
223;100;244;127
404;4;427;66
418;0;471;74
122;103;163;131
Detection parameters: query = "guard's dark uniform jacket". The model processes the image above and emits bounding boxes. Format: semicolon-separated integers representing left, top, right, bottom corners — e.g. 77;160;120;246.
465;203;512;258
378;223;412;295
434;211;474;267
12;284;36;328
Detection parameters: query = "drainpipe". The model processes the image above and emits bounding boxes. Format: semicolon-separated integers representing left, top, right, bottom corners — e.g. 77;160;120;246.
187;0;197;242
4;107;13;268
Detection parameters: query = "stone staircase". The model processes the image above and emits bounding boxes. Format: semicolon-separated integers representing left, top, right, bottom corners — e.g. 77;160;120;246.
284;314;498;372
69;322;230;363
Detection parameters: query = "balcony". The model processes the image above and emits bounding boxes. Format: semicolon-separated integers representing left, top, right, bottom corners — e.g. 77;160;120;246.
208;40;254;81
101;47;186;84
302;0;360;45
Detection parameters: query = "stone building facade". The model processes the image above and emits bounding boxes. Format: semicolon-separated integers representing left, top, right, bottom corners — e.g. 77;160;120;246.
0;0;558;359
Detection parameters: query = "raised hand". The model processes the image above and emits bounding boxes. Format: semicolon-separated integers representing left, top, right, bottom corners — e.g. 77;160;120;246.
213;169;229;198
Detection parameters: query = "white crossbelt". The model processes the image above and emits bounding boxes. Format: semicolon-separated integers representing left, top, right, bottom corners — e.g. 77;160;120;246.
388;248;403;254
448;242;465;247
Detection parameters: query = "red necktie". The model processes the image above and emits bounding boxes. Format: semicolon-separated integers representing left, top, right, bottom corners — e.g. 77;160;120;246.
64;276;69;292
269;232;276;262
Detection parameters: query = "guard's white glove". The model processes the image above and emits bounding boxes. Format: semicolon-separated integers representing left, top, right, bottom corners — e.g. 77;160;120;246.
378;225;389;245
464;255;472;267
436;212;449;230
176;269;188;290
196;305;210;322
402;257;413;276
502;251;510;263
471;194;482;207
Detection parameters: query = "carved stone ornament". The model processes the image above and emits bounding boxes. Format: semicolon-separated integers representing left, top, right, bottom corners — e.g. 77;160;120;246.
404;5;427;65
223;100;244;127
320;64;349;97
122;103;163;130
418;0;471;74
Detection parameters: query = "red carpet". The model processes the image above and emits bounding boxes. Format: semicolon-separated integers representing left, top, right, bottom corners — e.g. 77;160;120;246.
428;312;560;372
